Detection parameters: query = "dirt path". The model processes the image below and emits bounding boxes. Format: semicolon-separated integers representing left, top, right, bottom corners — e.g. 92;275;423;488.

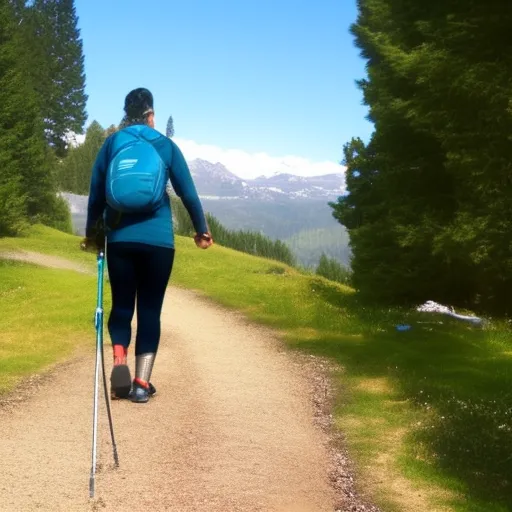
1;250;91;273
0;251;377;512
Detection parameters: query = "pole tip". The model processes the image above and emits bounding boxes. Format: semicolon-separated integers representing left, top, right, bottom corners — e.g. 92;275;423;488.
89;476;95;498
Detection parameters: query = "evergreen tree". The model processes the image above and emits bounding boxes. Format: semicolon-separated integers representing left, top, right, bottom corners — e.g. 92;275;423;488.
166;116;174;138
316;253;351;285
170;194;195;236
0;0;73;236
58;120;106;194
330;1;512;313
105;124;118;137
25;0;87;155
0;1;28;235
0;0;66;235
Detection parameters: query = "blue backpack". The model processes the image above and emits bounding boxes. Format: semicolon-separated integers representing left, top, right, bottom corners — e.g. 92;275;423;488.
106;128;167;214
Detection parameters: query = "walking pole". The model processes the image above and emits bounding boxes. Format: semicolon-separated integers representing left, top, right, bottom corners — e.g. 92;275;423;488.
100;255;120;466
89;251;103;497
89;249;119;499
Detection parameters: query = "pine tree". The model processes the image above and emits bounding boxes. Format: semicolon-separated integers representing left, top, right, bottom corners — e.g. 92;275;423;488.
170;194;195;236
58;120;107;194
316;253;351;285
330;1;512;312
166;116;175;138
0;0;73;235
0;0;51;235
26;0;87;156
0;1;28;235
105;124;118;137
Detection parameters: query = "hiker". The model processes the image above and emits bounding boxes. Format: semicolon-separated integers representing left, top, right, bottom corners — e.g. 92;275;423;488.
81;87;213;403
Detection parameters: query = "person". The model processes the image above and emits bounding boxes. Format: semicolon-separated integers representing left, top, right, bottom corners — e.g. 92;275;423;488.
82;87;213;403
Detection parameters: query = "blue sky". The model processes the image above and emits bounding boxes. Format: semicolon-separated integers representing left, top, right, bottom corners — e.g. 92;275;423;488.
75;0;372;178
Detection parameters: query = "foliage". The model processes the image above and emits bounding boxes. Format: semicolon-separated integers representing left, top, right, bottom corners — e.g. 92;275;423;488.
0;0;78;237
105;124;118;137
166;115;174;138
0;0;64;235
206;213;296;266
330;1;512;314
170;194;296;266
0;181;27;236
316;253;351;285
0;1;28;236
34;194;73;233
284;226;350;268
57;120;107;194
169;193;195;236
21;0;88;155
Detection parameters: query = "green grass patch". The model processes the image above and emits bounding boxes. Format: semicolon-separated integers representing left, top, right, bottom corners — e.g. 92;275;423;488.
2;226;512;511
0;224;95;269
0;257;106;394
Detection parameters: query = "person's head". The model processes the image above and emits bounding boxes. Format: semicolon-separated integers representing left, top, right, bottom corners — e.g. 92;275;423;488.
120;88;155;128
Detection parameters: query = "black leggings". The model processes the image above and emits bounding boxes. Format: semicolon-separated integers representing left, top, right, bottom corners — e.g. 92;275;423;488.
106;242;175;355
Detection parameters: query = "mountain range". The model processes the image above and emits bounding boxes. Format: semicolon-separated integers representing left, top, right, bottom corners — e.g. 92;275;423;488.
188;159;345;201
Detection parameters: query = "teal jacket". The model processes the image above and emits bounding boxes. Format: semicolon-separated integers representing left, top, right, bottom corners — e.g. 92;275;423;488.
86;125;208;248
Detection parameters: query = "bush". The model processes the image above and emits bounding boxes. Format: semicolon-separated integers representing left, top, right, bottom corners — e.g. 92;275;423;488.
0;180;28;237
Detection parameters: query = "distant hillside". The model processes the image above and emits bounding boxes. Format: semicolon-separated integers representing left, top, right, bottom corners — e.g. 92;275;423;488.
200;198;341;240
283;226;351;269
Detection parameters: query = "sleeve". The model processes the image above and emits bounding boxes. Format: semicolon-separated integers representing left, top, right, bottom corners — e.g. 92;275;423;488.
168;140;209;235
85;136;111;237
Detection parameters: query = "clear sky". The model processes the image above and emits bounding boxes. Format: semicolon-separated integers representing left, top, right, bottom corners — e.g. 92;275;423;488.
74;0;372;178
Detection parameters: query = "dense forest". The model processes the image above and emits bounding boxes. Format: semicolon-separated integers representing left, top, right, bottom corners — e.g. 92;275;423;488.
0;0;87;236
330;0;512;314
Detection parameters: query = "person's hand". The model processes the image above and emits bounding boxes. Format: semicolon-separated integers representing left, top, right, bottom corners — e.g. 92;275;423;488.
194;233;213;249
81;218;106;253
80;237;105;253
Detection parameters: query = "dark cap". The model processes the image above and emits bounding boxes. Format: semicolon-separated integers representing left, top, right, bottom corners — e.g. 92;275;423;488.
124;88;154;118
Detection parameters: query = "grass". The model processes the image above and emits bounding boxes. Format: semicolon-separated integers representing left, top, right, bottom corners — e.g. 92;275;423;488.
2;225;512;511
0;258;106;394
0;224;95;269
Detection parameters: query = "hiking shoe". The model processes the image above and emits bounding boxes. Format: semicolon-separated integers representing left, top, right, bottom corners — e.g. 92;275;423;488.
130;378;150;403
110;364;132;399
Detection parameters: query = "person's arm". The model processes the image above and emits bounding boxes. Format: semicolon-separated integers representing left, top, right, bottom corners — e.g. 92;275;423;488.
85;137;111;240
168;139;210;237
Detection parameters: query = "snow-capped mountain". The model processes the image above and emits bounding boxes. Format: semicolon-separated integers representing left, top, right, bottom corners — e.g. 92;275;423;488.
188;159;246;199
189;159;345;201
